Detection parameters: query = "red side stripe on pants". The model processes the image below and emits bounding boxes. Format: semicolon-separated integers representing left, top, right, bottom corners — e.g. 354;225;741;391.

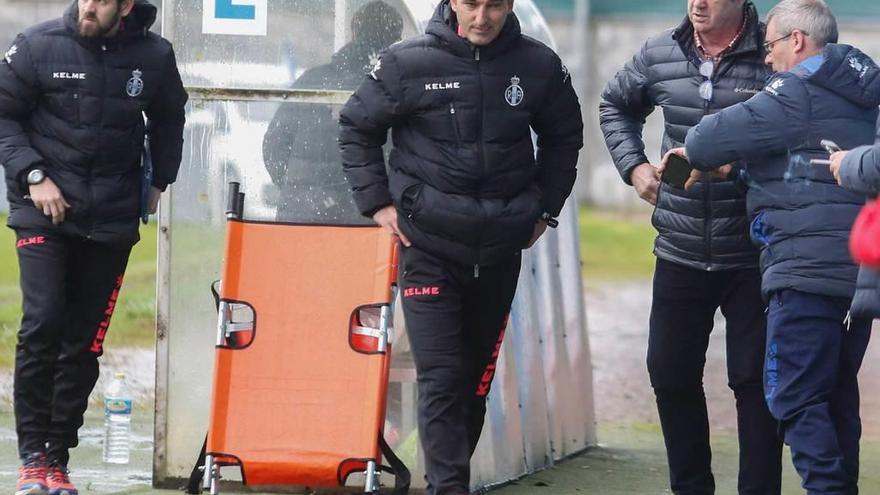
476;314;509;397
90;274;124;353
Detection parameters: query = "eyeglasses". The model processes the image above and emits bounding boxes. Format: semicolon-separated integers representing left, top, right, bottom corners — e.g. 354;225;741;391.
698;60;714;102
763;32;793;52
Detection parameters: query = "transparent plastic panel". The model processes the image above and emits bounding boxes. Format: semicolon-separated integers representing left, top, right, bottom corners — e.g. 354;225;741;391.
171;0;419;90
180;99;373;224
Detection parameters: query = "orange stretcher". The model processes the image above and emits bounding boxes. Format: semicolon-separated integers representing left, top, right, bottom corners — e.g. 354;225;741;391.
195;183;409;494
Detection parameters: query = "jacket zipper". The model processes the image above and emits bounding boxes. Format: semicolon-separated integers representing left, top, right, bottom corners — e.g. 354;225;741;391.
475;46;485;276
702;67;714;270
449;102;461;148
88;43;110;239
72;92;80;125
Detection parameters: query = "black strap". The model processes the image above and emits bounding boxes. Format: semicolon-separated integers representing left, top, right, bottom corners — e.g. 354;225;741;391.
183;434;207;494
210;280;221;310
378;434;411;495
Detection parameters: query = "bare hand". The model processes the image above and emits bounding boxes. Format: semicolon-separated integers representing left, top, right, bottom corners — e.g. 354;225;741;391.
830;150;847;185
684;164;733;191
630;162;661;205
372;205;412;247
526;220;548;248
29;178;70;225
658;148;688;175
148;186;161;214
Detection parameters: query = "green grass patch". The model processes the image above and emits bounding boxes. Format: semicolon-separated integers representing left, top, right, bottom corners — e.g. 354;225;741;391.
578;206;656;281
0;215;158;367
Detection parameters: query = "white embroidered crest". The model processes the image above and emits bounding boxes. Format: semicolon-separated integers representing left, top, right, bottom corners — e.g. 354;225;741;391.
848;56;870;79
4;44;17;64
505;75;524;107
126;69;144;97
364;50;381;74
765;77;785;96
370;56;383;81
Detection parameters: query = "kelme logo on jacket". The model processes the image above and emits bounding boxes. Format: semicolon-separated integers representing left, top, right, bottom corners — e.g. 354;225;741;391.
505;75;524;106
3;44;16;64
53;72;86;80
126;69;144;97
425;81;461;91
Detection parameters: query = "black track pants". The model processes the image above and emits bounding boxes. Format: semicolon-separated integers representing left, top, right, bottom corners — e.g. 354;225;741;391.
13;228;131;465
399;246;521;495
648;258;783;495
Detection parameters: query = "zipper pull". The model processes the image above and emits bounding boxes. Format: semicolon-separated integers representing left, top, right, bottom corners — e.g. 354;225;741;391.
474;264;480;278
449;103;455;114
101;44;107;52
475;47;480;61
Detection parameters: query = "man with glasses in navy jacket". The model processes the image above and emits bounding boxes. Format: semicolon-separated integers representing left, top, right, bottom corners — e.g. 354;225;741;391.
599;1;782;493
683;1;879;491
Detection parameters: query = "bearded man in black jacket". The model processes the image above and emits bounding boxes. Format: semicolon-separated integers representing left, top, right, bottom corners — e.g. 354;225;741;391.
339;0;582;493
599;1;782;494
0;1;186;493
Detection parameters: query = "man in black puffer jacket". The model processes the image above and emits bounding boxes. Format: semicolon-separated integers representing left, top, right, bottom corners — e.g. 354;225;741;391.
338;0;582;492
599;1;782;493
0;0;186;492
684;1;879;491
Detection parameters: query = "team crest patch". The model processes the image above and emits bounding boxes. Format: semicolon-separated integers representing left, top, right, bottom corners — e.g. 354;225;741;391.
126;69;144;97
4;44;17;64
505;75;524;107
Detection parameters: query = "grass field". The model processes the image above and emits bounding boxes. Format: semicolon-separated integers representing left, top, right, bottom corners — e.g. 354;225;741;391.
0;207;657;360
578;208;655;281
0;215;158;367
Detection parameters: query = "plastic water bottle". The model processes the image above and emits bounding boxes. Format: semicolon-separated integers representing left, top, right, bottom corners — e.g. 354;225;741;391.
103;372;132;464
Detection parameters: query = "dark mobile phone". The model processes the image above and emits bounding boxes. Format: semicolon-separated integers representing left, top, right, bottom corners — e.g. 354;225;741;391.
662;154;693;190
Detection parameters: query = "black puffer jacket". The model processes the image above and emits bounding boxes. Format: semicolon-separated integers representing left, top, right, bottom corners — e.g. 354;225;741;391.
599;2;769;271
339;0;583;267
0;0;187;246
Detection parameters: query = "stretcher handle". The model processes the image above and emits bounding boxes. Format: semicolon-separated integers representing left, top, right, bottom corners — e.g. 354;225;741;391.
226;182;242;219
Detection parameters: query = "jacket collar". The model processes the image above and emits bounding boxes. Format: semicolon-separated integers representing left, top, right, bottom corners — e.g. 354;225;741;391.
425;0;522;61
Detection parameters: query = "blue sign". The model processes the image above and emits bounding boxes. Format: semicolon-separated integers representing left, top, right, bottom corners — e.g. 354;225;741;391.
203;0;267;36
215;0;256;20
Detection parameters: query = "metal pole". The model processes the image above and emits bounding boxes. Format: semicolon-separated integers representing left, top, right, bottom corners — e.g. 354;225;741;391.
153;0;175;486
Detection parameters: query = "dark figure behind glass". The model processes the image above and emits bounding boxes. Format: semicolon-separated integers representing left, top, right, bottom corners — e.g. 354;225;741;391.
262;1;403;223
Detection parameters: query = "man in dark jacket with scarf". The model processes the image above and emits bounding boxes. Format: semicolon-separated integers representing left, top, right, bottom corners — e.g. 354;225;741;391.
0;0;186;493
683;1;879;491
599;1;782;493
338;0;582;492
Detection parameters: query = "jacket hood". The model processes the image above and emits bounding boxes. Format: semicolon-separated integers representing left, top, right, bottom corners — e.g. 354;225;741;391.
806;44;880;109
426;0;521;60
64;0;157;41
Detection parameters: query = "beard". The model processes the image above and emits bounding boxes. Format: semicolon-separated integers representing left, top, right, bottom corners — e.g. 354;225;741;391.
78;12;120;39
